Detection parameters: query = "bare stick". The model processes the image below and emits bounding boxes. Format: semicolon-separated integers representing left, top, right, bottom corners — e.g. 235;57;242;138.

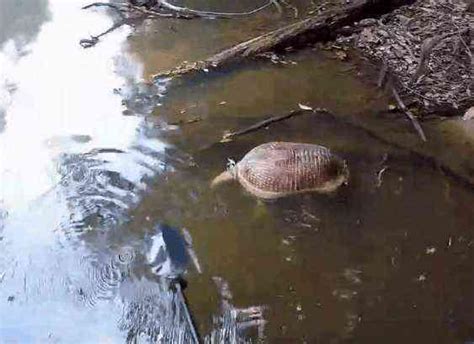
79;20;127;48
82;2;127;19
125;3;178;18
279;0;299;18
377;61;388;88
82;2;123;11
221;108;320;142
412;29;468;81
156;0;276;19
390;84;427;142
376;166;388;188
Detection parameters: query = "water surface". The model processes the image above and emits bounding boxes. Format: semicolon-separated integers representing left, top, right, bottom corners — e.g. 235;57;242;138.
1;1;474;343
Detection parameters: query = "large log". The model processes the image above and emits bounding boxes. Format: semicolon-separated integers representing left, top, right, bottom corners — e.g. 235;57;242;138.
151;0;415;80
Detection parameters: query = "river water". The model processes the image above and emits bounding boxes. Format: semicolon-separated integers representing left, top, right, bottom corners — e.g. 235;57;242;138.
1;0;474;343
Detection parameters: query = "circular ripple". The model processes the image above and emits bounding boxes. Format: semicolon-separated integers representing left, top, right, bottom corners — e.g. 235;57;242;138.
116;246;135;266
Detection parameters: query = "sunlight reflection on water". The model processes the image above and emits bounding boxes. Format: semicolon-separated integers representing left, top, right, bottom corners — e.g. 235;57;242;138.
0;1;185;341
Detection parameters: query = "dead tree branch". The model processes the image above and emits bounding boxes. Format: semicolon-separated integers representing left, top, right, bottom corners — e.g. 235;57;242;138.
220;108;315;142
155;0;278;19
412;29;469;82
390;83;427;142
79;20;128;48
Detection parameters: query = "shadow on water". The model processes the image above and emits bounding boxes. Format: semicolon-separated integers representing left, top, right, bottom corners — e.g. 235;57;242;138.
1;0;474;343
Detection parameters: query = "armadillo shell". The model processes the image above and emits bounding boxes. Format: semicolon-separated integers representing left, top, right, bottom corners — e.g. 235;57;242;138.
236;142;346;198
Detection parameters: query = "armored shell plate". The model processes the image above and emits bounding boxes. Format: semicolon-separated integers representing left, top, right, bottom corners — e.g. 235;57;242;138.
236;142;346;198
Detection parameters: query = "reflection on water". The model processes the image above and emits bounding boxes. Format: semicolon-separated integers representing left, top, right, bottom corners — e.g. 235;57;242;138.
0;0;207;341
0;0;51;48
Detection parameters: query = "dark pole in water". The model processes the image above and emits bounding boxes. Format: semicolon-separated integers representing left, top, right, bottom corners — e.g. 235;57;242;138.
149;224;201;342
172;279;201;343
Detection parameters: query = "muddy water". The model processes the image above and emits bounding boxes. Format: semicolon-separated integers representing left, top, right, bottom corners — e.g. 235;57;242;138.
1;0;474;343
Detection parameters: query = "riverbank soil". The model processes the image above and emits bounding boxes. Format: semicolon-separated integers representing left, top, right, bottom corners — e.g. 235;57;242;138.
345;0;473;116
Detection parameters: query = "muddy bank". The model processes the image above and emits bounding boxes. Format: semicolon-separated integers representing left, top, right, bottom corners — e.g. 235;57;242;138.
126;0;471;119
346;0;473;116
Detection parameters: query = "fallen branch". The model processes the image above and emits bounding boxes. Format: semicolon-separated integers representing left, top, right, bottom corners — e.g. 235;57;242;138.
125;3;179;18
151;0;415;79
155;0;278;19
220;108;315;142
79;20;127;48
390;83;427;142
82;2;126;18
412;29;468;82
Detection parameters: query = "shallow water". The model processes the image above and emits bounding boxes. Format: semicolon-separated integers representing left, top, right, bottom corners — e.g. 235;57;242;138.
1;0;474;343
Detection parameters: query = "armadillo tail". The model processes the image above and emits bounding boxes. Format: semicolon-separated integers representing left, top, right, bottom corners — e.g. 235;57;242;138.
211;170;235;188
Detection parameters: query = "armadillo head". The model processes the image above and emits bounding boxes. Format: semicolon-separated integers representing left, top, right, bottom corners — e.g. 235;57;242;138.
210;158;238;188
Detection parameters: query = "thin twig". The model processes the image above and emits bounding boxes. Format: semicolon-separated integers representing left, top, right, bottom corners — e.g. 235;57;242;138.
390;83;427;142
79;20;127;48
125;3;181;18
376;166;388;188
377;61;388;88
82;2;127;19
271;0;283;15
279;0;299;18
221;108;319;142
156;0;276;19
412;29;468;82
